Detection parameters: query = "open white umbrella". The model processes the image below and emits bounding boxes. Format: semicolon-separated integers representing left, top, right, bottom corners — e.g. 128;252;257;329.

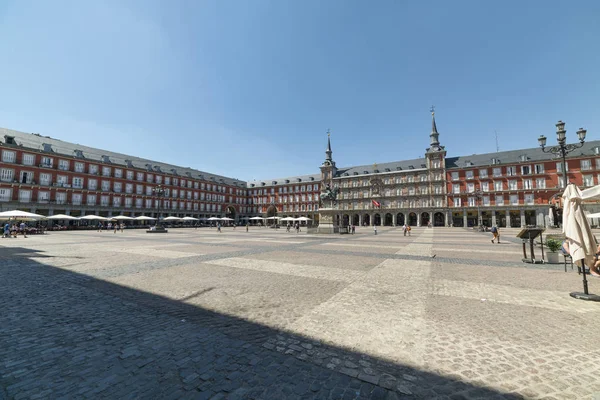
207;217;220;221
0;210;46;220
280;217;295;221
182;216;199;221
221;217;234;221
163;216;182;221
249;216;264;220
135;216;156;221
79;215;109;221
265;216;281;220
562;184;600;301
111;215;135;220
46;214;79;220
585;212;600;219
296;216;313;221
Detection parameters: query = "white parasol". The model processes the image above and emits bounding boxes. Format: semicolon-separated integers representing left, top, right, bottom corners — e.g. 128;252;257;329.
46;214;79;220
280;217;295;221
163;216;182;221
265;216;281;220
295;216;313;221
111;215;135;220
79;215;109;221
182;216;199;221
207;217;220;221
220;217;234;221
249;216;264;220
134;216;156;221
0;210;46;221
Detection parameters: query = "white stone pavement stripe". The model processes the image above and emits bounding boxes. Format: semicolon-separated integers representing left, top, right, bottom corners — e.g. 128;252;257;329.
198;238;306;244
434;248;523;254
113;248;203;259
289;231;435;368
205;257;364;283
432;279;600;314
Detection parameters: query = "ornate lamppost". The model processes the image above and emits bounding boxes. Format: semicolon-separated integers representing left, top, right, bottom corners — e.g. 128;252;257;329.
152;184;166;231
463;188;484;229
538;121;587;188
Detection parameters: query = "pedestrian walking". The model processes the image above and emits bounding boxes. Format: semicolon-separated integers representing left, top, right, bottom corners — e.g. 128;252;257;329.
351;224;355;234
491;225;500;244
3;222;9;238
217;223;221;233
113;222;118;233
246;223;249;233
20;222;27;238
403;223;408;236
120;223;124;233
373;225;377;235
406;225;411;236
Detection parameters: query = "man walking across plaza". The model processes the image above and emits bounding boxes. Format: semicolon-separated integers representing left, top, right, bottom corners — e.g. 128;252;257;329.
20;221;27;238
491;225;500;243
373;225;377;235
403;223;408;236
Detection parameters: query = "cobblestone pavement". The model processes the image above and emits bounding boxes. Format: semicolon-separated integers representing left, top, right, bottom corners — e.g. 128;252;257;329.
1;226;600;399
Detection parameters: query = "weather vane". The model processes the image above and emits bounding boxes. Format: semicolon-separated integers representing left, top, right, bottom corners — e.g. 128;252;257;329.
430;105;435;115
327;128;330;137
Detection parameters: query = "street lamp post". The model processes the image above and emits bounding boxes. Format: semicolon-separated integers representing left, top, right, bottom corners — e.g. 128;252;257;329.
538;120;587;188
463;188;484;229
152;184;166;231
538;121;599;301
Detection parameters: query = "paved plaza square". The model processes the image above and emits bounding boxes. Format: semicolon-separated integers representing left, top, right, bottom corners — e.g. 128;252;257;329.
1;226;600;399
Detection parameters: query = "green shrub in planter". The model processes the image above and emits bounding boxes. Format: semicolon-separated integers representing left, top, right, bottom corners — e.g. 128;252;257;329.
545;238;563;253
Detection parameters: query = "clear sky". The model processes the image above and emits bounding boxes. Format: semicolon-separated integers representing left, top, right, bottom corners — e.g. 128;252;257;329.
0;1;599;181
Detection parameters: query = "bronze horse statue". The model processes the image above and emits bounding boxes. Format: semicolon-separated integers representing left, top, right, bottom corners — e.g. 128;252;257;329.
319;185;339;208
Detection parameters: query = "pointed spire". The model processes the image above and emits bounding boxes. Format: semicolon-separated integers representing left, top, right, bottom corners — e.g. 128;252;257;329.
325;129;333;161
430;106;440;147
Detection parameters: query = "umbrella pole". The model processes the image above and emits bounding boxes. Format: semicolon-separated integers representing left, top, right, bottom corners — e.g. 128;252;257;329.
569;258;600;301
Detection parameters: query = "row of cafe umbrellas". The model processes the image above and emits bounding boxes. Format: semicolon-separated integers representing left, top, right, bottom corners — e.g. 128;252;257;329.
248;216;312;222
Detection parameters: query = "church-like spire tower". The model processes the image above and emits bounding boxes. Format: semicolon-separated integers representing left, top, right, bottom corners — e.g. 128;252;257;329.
325;129;333;162
430;106;440;147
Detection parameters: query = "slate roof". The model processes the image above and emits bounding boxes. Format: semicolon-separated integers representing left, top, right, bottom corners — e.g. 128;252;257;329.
446;140;600;169
335;158;428;178
247;172;321;188
0;128;247;186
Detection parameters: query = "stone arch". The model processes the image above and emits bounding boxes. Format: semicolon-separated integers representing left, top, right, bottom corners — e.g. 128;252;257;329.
433;212;445;227
266;205;277;217
396;213;405;226
363;214;371;226
352;214;360;226
384;213;393;226
408;212;417;226
226;206;236;220
374;213;381;226
342;214;350;227
421;212;430;226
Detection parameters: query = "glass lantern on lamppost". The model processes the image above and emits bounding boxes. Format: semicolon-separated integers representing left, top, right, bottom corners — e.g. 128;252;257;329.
538;120;586;188
152;184;166;229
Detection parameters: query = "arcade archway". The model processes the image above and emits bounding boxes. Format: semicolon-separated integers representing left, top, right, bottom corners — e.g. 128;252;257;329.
433;212;445;227
226;206;236;221
363;214;371;226
352;214;360;226
396;213;405;226
374;213;381;226
421;212;430;226
408;212;417;226
384;213;393;226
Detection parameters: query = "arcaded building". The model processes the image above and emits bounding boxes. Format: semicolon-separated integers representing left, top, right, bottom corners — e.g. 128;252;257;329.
1;113;598;227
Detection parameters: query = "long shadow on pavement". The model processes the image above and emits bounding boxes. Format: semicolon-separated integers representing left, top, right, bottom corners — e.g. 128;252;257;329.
0;247;521;400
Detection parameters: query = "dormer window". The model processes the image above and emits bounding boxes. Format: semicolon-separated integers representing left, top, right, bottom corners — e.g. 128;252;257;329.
520;155;528;162
101;155;111;163
421;164;426;168
285;179;290;183
363;170;368;174
4;135;15;145
74;149;85;158
353;172;359;175
170;168;178;175
272;181;277;185
145;164;152;171
385;168;390;172
396;167;402;171
42;143;53;152
595;147;600;155
408;166;414;170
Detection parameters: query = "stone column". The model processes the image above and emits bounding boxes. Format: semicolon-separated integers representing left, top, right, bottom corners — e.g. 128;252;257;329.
520;209;526;227
392;213;397;226
507;212;512;228
417;212;421;227
358;214;362;226
491;211;497;227
429;212;433;226
446;211;451;227
463;210;468;228
370;213;374;226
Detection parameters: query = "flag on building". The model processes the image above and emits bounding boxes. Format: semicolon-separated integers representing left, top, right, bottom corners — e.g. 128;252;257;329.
372;200;381;208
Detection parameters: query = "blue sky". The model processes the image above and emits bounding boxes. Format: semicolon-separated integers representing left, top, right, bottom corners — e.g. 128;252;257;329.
0;1;599;181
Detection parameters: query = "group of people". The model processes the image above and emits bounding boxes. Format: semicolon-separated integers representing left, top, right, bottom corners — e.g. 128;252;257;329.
3;222;29;238
286;223;304;233
96;222;126;233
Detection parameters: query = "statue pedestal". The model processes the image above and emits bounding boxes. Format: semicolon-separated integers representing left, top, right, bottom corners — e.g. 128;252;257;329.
317;208;339;234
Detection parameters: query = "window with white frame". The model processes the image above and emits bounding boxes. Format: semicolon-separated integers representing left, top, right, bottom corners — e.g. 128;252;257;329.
452;184;460;194
583;174;594;187
494;181;503;191
125;183;133;193
581;159;592;171
19;189;32;202
146;186;153;196
75;162;84;172
126;170;134;180
558;178;566;188
56;175;68;186
2;150;16;163
135;198;142;208
38;191;50;203
136;184;143;194
146;174;153;183
137;172;144;181
509;194;519;205
453;198;461;207
481;182;489;192
101;180;110;191
114;182;122;192
0;188;12;202
89;164;98;174
114;168;123;178
524;194;534;205
508;180;518;190
125;197;133;208
18;170;32;184
155;175;162;184
58;159;70;171
41;156;53;167
506;166;516;176
495;195;504;205
479;169;488;178
465;170;474;180
55;192;66;204
557;162;569;172
40;173;51;185
467;182;475;193
87;194;97;205
521;165;531;175
523;179;532;189
534;164;544;174
72;193;82;205
482;196;490;206
493;167;502;177
73;177;83;189
165;176;171;185
536;178;546;189
468;197;476;207
113;197;121;207
102;166;111;177
101;195;110;206
596;159;600;170
22;153;35;166
88;179;97;190
451;172;459;181
0;168;14;182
